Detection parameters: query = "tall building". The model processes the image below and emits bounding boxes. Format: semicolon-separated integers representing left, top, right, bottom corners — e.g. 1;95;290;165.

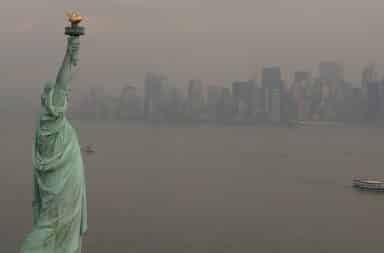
316;62;344;120
318;62;344;82
232;80;255;121
206;85;222;121
362;64;379;100
144;72;167;121
366;81;381;121
362;64;378;86
186;80;205;120
291;71;312;121
116;85;142;120
251;81;263;118
294;71;311;84
216;87;234;122
262;66;283;123
159;86;184;121
87;86;111;120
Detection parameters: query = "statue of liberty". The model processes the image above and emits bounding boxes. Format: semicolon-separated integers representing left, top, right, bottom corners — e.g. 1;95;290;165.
20;12;87;253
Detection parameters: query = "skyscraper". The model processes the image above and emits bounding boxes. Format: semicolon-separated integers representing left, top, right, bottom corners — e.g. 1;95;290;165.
232;80;255;121
206;85;222;121
366;81;381;121
294;71;311;84
186;80;205;120
318;62;344;82
262;66;283;123
144;72;167;121
117;85;142;120
216;87;234;122
291;71;312;121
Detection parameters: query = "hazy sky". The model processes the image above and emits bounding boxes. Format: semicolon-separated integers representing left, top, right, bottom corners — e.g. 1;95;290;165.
2;0;384;96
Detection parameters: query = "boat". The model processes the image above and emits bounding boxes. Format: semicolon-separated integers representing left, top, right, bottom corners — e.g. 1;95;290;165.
352;178;384;191
298;121;344;127
81;145;95;155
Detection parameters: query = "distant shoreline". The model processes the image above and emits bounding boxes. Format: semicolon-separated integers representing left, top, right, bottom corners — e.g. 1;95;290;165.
3;113;384;129
69;118;384;129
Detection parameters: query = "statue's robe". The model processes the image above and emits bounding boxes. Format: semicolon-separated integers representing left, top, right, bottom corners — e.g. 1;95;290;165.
20;81;87;253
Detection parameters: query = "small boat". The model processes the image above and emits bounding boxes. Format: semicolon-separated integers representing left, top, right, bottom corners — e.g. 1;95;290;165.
352;178;384;191
82;145;95;155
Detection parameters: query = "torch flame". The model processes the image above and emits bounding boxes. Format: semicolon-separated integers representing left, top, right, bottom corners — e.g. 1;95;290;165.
66;11;83;24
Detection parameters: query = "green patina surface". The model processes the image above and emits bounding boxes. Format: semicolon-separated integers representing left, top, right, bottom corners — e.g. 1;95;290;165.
20;36;87;253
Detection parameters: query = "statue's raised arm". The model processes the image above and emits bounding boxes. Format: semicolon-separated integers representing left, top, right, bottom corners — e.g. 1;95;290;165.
40;36;80;118
55;36;80;90
46;12;84;114
56;11;84;89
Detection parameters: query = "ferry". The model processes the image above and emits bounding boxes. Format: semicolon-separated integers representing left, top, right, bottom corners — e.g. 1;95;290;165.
352;178;384;191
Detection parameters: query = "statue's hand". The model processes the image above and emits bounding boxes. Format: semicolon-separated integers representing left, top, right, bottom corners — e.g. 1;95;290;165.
67;36;80;66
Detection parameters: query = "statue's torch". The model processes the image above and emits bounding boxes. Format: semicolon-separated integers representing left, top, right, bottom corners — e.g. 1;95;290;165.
65;11;85;36
65;11;84;66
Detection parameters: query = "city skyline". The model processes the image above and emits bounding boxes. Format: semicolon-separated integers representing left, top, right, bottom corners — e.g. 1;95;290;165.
2;0;384;96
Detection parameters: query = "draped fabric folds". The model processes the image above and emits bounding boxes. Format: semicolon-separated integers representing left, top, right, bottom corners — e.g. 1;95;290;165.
20;81;87;253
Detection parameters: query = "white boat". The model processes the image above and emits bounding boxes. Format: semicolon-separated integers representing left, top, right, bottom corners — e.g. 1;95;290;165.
353;178;384;191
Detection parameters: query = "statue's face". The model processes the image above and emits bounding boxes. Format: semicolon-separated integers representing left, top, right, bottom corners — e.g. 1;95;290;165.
44;85;52;94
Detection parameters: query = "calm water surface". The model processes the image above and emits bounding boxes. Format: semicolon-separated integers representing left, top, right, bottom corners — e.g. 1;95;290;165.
2;121;384;252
